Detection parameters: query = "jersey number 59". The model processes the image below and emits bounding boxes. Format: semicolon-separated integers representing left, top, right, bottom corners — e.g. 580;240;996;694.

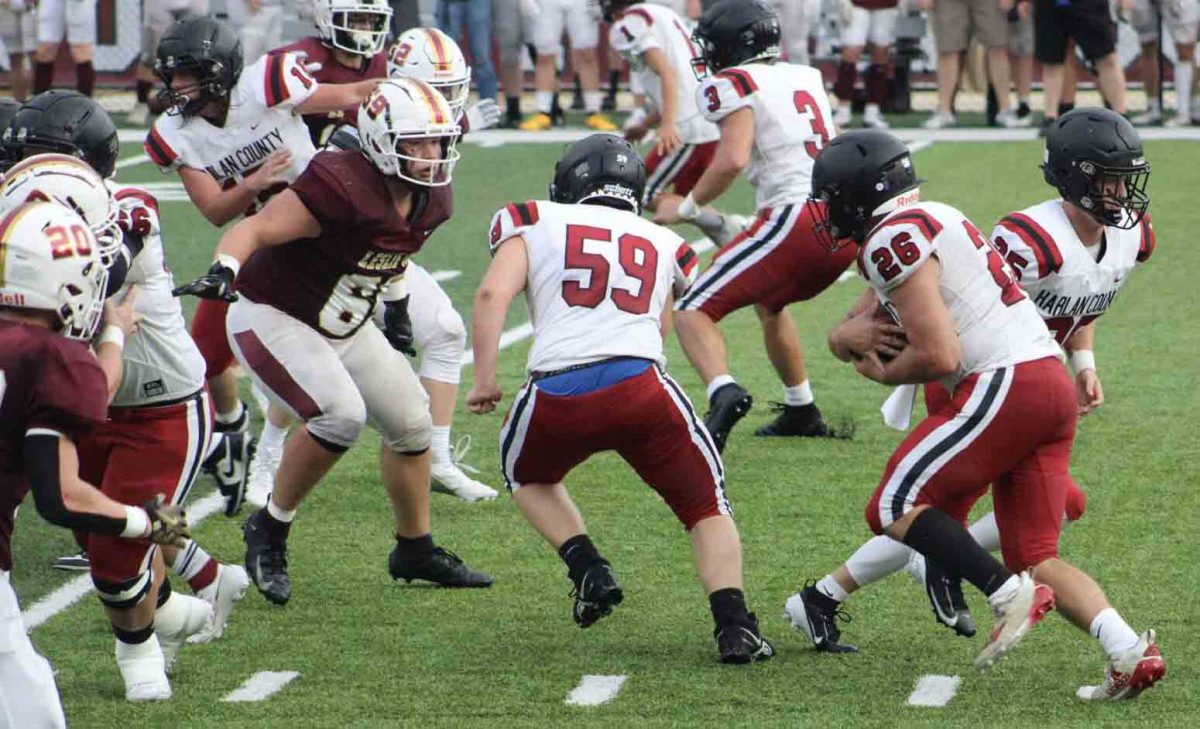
562;225;659;315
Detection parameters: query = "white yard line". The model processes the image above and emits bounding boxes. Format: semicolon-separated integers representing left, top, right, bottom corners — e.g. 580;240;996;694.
565;675;627;707
906;674;961;707
221;671;301;702
430;269;461;282
115;154;150;170
460;322;535;367
20;491;226;630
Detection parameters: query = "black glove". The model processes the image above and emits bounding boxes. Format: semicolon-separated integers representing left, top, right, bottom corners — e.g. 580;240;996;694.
383;296;416;356
172;260;239;301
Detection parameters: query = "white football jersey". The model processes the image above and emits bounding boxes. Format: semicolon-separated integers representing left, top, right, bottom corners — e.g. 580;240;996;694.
488;200;698;374
697;61;834;209
106;183;207;407
145;52;319;215
991;199;1155;345
859;201;1060;385
609;4;719;145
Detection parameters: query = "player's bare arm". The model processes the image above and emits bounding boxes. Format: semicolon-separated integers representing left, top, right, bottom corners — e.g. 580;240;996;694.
1065;321;1103;414
217;189;322;265
178;150;293;226
467;236;529;414
829;289;907;363
855;258;960;385
686;108;753;210
94;286;142;401
294;78;381;116
642;47;682;156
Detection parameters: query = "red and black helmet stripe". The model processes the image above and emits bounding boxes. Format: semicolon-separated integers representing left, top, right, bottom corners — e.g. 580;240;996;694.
715;69;757;97
999;212;1062;274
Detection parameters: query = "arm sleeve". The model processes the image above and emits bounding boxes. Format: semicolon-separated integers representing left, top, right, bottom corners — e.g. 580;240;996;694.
697;70;756;124
144;123;184;171
609;13;658;58
991;212;1062;282
251;52;320;110
672;240;699;298
488;201;541;254
1136;213;1155;263
23;434;129;535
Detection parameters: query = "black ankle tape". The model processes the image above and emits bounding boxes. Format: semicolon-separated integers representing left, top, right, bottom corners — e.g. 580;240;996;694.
156;577;172;608
113;623;154;645
558;534;602;581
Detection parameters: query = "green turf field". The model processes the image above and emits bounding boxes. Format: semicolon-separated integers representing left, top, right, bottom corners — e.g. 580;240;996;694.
10;137;1197;726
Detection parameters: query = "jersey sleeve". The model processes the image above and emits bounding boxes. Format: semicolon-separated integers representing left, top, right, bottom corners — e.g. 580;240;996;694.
697;68;757;124
609;10;659;58
672;240;698;298
859;208;943;292
29;341;108;440
250;52;319;111
1136;212;1155;263
991;211;1063;283
488;201;541;254
290;153;355;226
144;122;184;171
113;187;162;241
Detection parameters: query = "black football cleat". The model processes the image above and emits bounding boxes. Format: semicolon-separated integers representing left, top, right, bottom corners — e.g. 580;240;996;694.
389;544;494;588
243;509;291;605
203;431;256;516
715;612;774;664
754;402;853;439
784;582;858;654
704;383;753;453
570;560;624;628
923;557;977;637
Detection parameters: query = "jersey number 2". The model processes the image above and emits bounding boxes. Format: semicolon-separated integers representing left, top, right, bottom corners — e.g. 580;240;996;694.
562;225;659;315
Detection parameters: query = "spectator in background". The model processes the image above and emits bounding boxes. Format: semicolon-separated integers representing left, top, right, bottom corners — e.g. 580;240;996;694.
519;0;617;130
32;0;97;96
776;0;820;64
923;0;1017;129
129;0;211;125
0;0;34;100
437;0;499;102
226;0;287;64
1006;0;1032;122
390;0;422;36
833;0;899;130
1033;0;1127;133
493;0;530;127
1129;0;1198;126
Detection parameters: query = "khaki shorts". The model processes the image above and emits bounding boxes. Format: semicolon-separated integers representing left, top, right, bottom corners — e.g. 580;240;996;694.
1008;13;1033;56
932;0;1009;52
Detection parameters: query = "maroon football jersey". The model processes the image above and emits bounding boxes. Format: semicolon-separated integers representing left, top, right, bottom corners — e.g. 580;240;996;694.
0;320;108;571
236;149;453;339
851;0;899;8
272;37;387;147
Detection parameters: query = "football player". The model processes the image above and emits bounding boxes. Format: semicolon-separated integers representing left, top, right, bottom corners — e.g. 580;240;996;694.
467;134;772;663
31;0;96;97
145;15;380;508
831;0;899;130
784;131;1165;696
174;79;493;605
603;0;746;245
128;0;210;125
0;200;190;719
670;0;855;452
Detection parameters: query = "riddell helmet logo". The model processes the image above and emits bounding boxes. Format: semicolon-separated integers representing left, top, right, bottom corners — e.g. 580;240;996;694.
896;190;920;207
0;291;26;306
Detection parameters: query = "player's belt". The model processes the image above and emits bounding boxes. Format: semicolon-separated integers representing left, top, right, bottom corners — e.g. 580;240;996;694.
529;356;651;381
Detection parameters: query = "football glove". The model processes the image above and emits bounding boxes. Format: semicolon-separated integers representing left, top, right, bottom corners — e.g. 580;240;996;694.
144;494;190;547
172;260;238;301
383;296;417;356
466;99;502;132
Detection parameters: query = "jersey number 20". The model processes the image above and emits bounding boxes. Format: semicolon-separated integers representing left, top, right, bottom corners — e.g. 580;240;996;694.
562;225;659;315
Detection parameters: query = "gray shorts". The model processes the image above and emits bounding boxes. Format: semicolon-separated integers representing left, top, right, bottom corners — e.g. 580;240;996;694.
494;0;528;64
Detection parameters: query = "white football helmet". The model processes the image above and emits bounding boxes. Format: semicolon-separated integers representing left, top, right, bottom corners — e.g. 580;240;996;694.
387;28;471;115
314;0;393;57
358;78;461;187
0;153;121;268
0;201;108;340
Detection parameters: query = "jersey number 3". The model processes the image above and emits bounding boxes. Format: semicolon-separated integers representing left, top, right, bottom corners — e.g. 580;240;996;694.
562;225;659;315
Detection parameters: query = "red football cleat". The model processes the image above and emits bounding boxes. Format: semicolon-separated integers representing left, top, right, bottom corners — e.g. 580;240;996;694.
975;572;1056;672
1077;630;1166;701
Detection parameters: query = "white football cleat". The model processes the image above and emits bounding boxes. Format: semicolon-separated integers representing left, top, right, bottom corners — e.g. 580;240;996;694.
116;634;171;702
126;103;150;127
431;436;498;502
921;111;956;130
833;104;852;128
862;105;889;130
1077;630;1166;701
1163;113;1192;128
155;593;212;674
975;572;1055;672
1129;107;1162;126
711;214;749;247
189;564;251;643
245;439;283;509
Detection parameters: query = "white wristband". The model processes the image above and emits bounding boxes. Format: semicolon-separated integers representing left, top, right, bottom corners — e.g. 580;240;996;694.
120;506;150;539
216;253;241;277
677;193;700;221
98;325;125;350
1071;349;1096;373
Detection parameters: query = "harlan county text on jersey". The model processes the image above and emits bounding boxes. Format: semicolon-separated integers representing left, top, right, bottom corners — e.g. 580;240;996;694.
1032;287;1121;318
204;128;286;181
